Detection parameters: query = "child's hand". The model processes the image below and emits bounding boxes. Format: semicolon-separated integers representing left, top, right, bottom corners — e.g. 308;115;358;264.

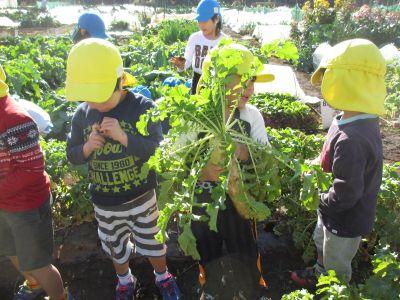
83;126;105;158
170;57;185;70
199;161;224;182
100;117;128;147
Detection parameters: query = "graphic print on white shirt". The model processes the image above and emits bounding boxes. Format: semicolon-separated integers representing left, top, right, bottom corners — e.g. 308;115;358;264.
183;31;226;74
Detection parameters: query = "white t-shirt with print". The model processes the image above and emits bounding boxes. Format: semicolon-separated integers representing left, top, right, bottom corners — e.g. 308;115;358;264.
183;31;226;74
238;103;269;145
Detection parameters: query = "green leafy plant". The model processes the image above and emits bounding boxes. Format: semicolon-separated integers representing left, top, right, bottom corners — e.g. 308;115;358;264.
291;1;400;72
1;7;61;28
261;39;299;65
40;139;92;227
281;289;314;299
384;62;400;120
136;39;328;259
268;127;325;159
282;243;400;299
343;5;400;48
239;22;257;36
374;162;400;251
359;243;400;299
267;127;325;262
0;36;71;103
156;19;198;45
250;93;319;131
109;20;130;31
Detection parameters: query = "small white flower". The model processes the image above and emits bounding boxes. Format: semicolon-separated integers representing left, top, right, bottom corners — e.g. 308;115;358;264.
7;136;18;146
28;129;38;139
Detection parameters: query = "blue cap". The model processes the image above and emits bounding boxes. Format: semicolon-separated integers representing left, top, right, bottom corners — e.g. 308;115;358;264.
73;13;109;40
130;85;152;100
195;0;221;22
162;77;183;87
185;79;192;88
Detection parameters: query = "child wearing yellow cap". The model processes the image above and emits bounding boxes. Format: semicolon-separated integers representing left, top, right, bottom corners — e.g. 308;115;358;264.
189;42;274;299
0;66;72;300
291;39;386;286
65;38;181;300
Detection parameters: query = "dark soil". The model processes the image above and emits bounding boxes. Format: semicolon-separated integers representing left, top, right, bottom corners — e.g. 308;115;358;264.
0;222;306;300
381;125;400;163
262;111;320;132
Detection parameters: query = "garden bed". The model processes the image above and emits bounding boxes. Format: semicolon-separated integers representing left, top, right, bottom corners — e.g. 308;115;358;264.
0;3;399;299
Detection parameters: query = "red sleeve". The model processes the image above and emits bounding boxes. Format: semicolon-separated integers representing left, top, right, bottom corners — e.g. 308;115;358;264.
0;113;46;199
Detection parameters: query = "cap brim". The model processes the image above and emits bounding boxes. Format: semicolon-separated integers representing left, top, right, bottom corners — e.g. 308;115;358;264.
255;66;275;83
66;81;115;103
311;67;325;86
92;32;110;39
123;72;138;87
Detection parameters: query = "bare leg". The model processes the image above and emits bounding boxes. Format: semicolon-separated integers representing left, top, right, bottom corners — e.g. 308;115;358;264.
27;264;65;300
8;257;65;300
113;260;130;275
7;256;40;288
148;256;167;273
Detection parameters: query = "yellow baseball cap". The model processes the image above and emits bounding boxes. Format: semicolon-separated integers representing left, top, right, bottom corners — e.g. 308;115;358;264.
66;38;137;103
0;64;9;98
202;42;275;83
311;39;387;115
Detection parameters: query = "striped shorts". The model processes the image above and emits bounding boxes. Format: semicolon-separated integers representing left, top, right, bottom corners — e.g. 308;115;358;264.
94;190;166;264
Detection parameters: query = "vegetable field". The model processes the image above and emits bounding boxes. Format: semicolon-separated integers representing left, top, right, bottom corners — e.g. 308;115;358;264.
0;1;399;299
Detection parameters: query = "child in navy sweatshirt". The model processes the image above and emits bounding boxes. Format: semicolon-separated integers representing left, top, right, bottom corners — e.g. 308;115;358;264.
292;39;386;285
65;38;181;300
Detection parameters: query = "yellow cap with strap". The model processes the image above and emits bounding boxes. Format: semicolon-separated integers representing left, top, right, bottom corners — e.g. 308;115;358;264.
201;42;275;84
66;38;137;103
0;64;9;98
311;39;387;115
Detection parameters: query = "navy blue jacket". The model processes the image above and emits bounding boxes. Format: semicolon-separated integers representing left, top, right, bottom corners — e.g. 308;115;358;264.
67;92;162;206
319;114;383;237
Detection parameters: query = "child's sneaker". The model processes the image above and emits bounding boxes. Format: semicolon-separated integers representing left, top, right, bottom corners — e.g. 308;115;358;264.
115;280;136;300
155;273;182;300
290;267;317;288
13;281;45;300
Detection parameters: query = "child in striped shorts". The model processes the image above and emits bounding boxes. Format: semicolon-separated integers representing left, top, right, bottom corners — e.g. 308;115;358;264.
65;38;181;300
94;190;163;262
